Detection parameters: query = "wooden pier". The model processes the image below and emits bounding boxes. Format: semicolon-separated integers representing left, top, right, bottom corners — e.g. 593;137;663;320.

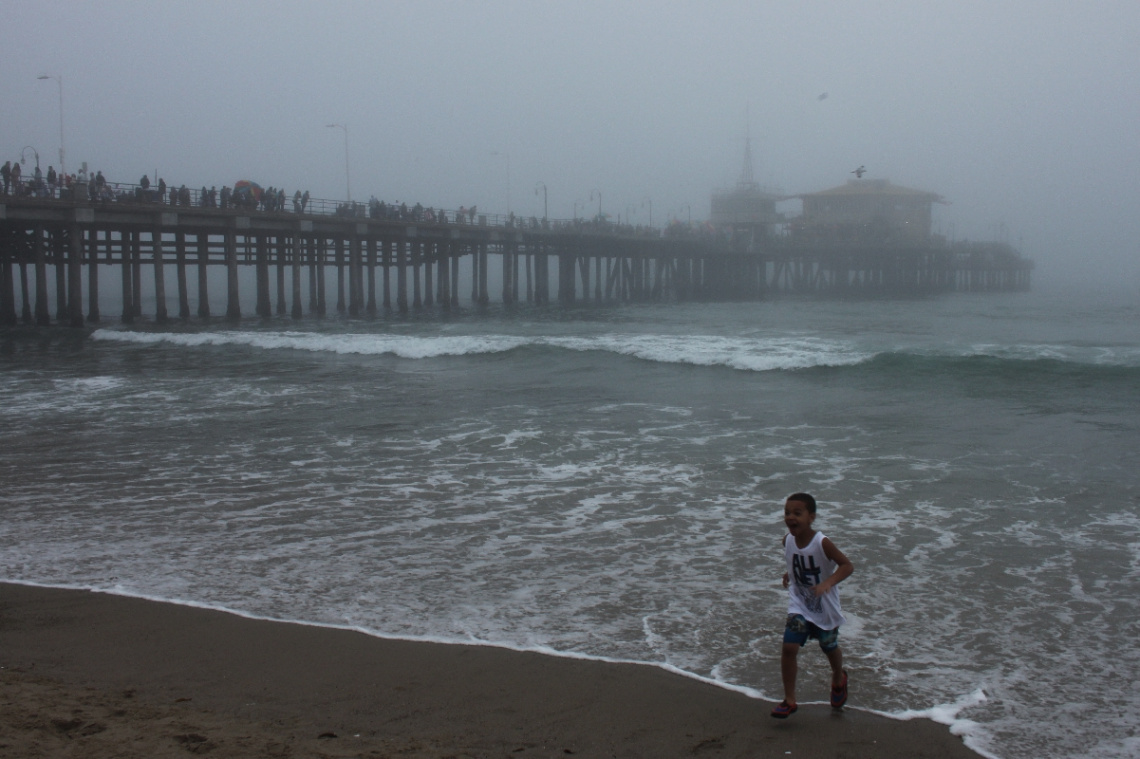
0;191;1032;326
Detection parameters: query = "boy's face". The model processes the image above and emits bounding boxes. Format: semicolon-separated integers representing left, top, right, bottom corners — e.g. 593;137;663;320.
784;498;815;537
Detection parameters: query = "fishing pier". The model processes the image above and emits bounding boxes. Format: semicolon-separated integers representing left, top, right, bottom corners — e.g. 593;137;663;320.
0;187;1032;327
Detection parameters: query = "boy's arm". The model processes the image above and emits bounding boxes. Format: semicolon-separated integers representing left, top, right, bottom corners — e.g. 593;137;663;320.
780;533;790;588
814;537;854;596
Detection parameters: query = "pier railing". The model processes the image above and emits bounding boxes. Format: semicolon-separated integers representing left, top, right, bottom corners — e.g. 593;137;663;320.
6;178;659;237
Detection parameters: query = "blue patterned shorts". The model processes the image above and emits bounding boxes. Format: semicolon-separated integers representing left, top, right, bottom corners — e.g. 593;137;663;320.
783;614;840;652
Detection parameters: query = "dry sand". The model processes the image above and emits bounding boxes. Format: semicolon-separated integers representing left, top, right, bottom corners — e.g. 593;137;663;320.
0;582;980;758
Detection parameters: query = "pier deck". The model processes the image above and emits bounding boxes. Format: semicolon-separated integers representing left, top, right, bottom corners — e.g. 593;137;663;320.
0;192;1032;326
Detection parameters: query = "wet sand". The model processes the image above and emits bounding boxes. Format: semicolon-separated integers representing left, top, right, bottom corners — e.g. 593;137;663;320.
0;582;980;758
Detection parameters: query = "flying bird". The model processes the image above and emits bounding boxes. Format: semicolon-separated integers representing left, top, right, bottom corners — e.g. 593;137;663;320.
818;92;829;101
851;165;866;178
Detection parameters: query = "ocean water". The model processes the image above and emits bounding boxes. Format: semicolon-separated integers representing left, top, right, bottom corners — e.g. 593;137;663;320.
1;289;1138;759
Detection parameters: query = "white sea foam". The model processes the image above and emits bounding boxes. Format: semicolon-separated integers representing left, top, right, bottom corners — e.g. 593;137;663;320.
92;324;1140;372
960;342;1140;366
91;328;531;358
91;328;871;372
55;376;126;393
890;689;999;759
543;334;870;371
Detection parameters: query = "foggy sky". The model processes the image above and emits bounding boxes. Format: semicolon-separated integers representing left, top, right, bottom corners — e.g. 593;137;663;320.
3;1;1138;289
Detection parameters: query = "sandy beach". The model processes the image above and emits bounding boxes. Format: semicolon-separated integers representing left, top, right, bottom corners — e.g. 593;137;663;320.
0;582;980;758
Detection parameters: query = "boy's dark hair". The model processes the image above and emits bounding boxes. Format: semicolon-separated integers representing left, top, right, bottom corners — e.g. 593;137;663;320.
786;492;817;514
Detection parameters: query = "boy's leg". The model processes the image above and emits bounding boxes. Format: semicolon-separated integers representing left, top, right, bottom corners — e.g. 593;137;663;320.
774;614;809;716
780;642;801;704
824;644;848;708
824;644;844;685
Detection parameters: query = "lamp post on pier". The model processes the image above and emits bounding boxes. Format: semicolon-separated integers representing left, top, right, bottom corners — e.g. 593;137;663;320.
325;123;350;202
491;151;511;214
36;74;64;178
20;146;40;172
534;181;547;222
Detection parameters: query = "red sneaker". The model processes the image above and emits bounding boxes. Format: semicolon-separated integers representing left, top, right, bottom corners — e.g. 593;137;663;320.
770;700;798;719
830;670;849;709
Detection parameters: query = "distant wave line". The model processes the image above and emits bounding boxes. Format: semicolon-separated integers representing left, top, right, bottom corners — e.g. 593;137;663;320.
90;328;870;372
90;328;1140;372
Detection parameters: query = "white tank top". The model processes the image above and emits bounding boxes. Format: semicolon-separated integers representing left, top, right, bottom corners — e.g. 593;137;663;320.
784;531;845;630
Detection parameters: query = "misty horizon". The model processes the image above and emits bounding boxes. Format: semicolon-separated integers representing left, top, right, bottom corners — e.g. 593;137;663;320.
3;1;1138;291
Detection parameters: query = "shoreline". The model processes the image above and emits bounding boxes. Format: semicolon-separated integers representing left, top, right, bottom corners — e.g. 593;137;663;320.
0;582;983;758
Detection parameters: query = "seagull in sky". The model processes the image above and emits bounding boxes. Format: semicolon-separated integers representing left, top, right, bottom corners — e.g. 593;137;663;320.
851;165;866;178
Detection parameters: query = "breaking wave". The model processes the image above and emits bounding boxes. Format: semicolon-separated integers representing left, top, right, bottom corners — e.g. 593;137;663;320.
92;327;1140;375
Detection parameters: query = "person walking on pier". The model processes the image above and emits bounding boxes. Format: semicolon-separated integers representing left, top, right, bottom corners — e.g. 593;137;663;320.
301;190;309;213
1;161;10;195
158;178;167;203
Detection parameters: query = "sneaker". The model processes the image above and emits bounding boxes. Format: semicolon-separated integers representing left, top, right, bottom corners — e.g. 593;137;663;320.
830;670;849;709
770;700;798;719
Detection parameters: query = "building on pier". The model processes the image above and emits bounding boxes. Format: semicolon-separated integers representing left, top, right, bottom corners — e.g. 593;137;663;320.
710;136;782;248
793;178;944;244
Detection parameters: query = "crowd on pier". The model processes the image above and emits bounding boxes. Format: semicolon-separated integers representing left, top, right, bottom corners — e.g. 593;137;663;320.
1;160;76;199
3;159;718;241
356;197;483;225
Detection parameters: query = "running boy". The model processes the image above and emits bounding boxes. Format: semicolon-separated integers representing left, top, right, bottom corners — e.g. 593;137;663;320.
771;492;854;718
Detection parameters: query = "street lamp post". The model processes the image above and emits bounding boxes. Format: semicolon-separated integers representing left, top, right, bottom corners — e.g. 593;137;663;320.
325;123;350;202
589;189;602;220
534;182;547;221
36;75;64;178
491;151;511;214
20;146;40;171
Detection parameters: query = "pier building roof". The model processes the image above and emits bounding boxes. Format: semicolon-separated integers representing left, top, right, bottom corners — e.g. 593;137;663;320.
796;178;944;242
800;178;943;201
